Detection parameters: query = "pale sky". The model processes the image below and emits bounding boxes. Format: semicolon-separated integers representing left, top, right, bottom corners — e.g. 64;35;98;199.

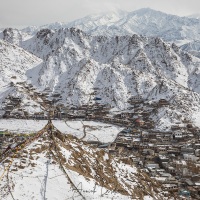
0;0;200;28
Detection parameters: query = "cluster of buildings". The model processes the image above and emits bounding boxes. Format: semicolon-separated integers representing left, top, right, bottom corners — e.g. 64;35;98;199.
98;124;200;199
93;96;200;199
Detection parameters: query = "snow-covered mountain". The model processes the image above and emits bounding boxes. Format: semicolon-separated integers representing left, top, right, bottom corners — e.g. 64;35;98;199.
65;8;200;43
19;8;200;44
23;28;200;93
0;40;43;116
0;28;200;129
65;8;200;57
180;40;200;58
2;8;200;56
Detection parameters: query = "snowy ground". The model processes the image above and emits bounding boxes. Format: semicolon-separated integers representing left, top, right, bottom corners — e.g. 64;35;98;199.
0;119;123;143
0;119;47;133
53;120;124;143
0;152;131;200
192;112;200;128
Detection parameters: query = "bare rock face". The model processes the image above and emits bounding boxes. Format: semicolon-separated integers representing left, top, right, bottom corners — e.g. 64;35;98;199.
3;28;22;46
36;29;54;45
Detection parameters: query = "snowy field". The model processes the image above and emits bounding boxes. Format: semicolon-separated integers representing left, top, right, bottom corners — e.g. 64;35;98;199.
192;112;200;128
0;119;123;143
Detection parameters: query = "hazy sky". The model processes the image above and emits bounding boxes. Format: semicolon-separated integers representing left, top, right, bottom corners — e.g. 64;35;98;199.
0;0;200;28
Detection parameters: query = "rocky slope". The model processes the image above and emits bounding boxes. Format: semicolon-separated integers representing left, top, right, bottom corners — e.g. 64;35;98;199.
180;40;200;58
0;40;43;116
22;28;200;93
1;28;23;46
0;39;41;84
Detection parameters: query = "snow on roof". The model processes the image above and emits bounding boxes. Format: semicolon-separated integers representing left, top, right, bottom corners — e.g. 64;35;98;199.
154;177;166;182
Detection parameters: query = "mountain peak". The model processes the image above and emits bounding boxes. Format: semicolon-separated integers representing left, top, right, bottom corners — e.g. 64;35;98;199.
133;7;159;13
131;8;166;15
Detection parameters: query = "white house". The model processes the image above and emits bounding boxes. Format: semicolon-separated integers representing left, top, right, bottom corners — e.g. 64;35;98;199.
183;154;199;162
172;131;183;139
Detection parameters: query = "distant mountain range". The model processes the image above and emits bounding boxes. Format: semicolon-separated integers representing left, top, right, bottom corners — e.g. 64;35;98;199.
1;8;200;57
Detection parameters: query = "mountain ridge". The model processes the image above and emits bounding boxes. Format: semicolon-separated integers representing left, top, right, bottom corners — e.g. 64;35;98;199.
2;8;200;56
0;28;200;130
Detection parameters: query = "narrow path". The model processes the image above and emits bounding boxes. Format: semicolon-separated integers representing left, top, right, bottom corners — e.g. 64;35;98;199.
80;121;87;140
43;153;50;200
64;120;88;140
64;120;81;131
80;121;102;141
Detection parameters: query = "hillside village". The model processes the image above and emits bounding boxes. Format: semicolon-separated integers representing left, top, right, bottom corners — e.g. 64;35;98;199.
1;86;200;199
